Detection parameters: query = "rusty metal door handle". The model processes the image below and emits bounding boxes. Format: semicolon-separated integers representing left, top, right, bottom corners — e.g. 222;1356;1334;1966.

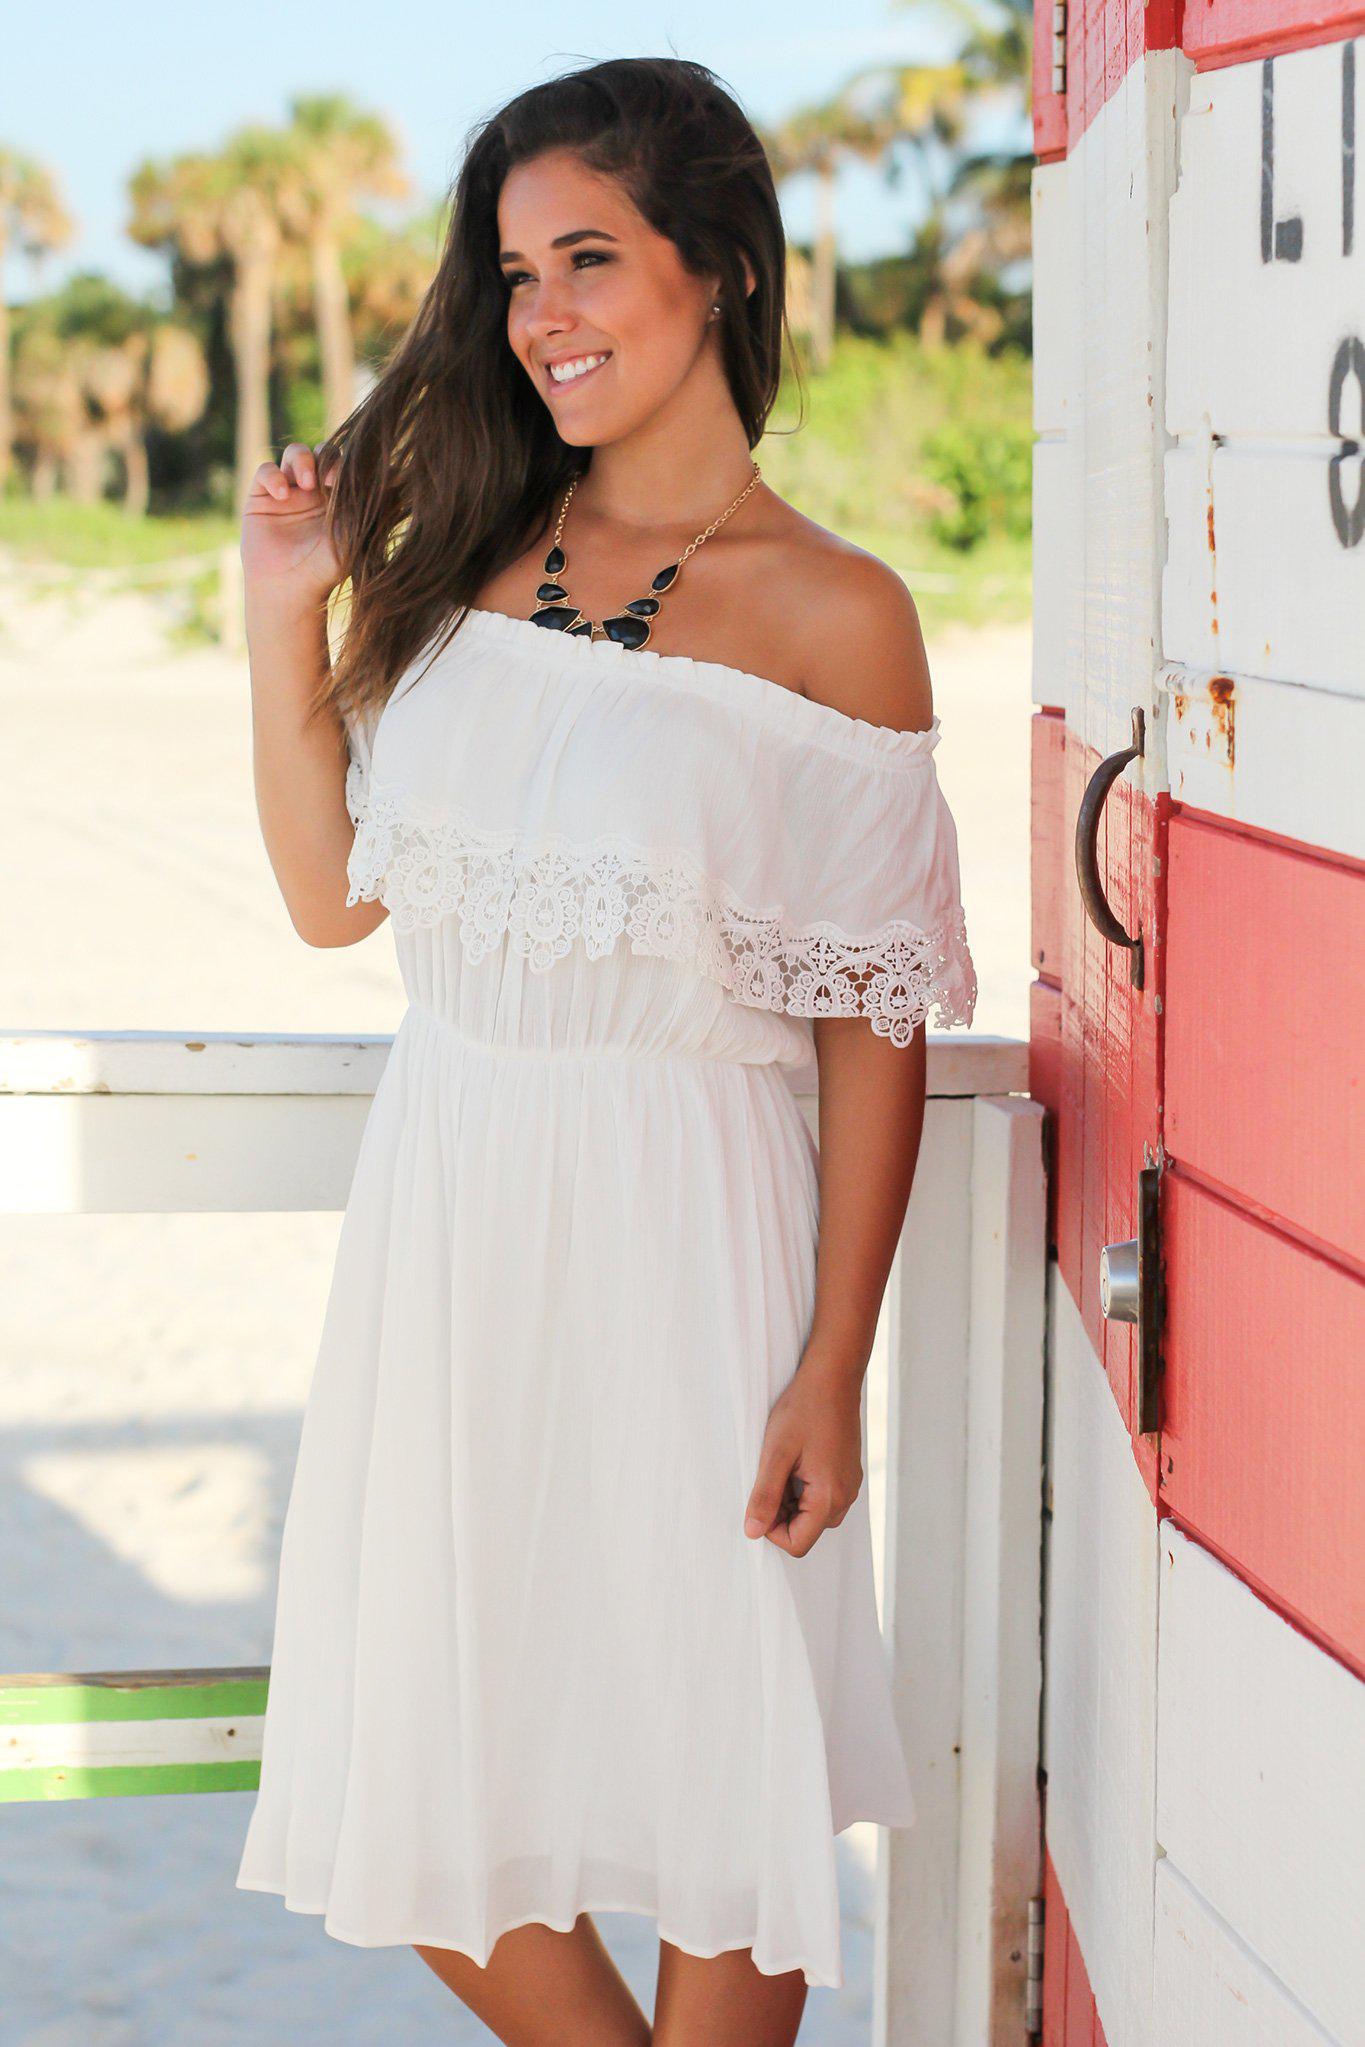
1074;706;1145;989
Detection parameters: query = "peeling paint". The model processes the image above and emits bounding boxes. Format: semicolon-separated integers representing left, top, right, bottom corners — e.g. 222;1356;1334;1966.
1208;674;1236;770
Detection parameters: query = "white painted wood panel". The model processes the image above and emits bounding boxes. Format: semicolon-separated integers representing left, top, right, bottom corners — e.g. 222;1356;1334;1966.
1154;1862;1341;2047
1031;157;1077;436
1156;1526;1365;2047
878;1096;975;2047
1030;149;1080;723
1167;42;1365;439
1030;436;1082;721
1043;1268;1159;2047
0;1030;1027;1102
1031;59;1185;775
876;1095;1048;2047
0;1036;1028;1215
2;1715;262;1775
1156;660;1365;858
0;1030;394;1096
1163;443;1365;695
953;1097;1047;2045
0;1095;375;1212
1076;56;1183;783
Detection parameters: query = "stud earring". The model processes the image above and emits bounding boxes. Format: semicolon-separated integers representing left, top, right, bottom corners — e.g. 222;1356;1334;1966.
710;301;721;320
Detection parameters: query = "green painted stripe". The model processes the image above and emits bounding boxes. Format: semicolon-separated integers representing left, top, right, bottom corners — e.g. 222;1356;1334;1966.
0;1677;268;1726
0;1759;261;1803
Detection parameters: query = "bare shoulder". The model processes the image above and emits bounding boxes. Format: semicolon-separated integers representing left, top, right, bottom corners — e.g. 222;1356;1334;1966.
776;518;934;733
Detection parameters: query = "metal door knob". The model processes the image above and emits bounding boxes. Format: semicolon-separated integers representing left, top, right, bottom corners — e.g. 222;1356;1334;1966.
1100;1237;1140;1324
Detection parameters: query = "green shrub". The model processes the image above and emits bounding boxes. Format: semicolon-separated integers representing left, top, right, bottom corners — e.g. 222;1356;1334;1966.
921;415;1033;552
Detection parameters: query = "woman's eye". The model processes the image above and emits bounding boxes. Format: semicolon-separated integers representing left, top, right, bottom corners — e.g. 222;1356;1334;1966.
503;251;610;289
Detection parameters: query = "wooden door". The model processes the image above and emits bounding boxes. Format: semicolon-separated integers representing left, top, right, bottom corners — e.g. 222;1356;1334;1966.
1030;5;1365;2044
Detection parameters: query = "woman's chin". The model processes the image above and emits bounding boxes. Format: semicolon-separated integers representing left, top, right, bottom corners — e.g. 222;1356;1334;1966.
552;411;633;449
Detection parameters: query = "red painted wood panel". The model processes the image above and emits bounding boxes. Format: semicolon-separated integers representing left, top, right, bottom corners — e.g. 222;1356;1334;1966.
1042;1848;1070;2047
1042;0;1365;155
1032;711;1067;978
1160;1171;1365;1675
1030;977;1063;1257
1165;812;1365;1266
1184;0;1365;68
1042;1844;1110;2044
1033;0;1069;157
1047;728;1163;1456
1065;0;1181;154
1065;1917;1100;2040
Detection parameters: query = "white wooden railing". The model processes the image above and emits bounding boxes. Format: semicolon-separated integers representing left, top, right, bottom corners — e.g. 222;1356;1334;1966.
0;1027;1044;2046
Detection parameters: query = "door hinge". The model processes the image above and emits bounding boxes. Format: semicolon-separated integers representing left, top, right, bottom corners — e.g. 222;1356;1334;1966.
1026;1893;1046;2036
1051;0;1068;96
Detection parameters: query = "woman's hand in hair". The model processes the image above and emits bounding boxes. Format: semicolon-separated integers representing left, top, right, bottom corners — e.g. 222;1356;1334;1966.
241;442;343;609
241;442;388;949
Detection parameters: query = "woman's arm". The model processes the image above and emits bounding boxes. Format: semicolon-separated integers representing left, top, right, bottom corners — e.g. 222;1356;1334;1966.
743;1018;929;1558
806;1018;929;1379
743;552;936;1557
243;440;389;948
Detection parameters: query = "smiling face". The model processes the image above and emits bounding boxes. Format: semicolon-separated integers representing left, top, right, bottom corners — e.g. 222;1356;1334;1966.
497;148;723;447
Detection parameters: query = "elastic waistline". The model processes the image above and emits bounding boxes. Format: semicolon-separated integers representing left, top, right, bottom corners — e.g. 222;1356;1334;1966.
400;1001;786;1071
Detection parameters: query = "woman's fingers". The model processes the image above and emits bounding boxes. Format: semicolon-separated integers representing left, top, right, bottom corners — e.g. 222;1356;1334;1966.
765;1476;833;1559
279;443;318;491
744;1431;837;1554
246;447;332;508
743;1432;796;1539
248;460;290;503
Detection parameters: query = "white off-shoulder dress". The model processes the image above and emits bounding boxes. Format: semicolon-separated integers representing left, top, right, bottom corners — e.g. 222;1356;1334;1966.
234;604;977;1989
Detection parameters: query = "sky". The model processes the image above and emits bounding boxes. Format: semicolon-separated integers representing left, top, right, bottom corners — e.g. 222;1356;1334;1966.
8;0;1023;305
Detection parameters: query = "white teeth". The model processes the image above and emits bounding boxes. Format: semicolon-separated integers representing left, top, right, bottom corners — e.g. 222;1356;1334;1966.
549;353;609;384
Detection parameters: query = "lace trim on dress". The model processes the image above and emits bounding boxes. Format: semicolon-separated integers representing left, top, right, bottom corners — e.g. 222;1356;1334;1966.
345;766;978;1046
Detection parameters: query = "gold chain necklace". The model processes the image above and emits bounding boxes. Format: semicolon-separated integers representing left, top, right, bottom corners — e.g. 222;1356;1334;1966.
528;461;762;650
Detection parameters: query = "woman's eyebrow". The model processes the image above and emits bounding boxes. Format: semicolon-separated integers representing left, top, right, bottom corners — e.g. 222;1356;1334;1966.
498;228;621;263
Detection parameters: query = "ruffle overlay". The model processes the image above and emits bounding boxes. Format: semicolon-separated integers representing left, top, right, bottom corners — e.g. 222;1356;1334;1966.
343;606;977;1048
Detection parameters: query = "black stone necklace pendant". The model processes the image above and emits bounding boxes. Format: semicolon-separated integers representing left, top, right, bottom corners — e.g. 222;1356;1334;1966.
528;464;761;651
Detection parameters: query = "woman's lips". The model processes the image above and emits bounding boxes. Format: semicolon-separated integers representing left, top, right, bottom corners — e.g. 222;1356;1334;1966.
545;351;612;395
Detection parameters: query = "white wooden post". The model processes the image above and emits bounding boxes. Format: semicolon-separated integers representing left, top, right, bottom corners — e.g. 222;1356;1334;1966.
876;1081;1047;2045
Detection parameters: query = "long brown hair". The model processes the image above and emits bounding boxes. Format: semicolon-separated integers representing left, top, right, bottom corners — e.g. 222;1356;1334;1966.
316;55;795;734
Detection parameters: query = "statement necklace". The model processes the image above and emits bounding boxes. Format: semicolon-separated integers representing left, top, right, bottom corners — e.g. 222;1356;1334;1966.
528;461;762;650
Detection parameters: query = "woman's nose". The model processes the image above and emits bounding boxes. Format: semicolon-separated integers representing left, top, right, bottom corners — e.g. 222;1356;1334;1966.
526;299;575;343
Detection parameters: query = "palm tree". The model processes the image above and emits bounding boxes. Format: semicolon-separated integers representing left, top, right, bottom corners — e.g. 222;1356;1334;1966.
90;325;210;513
927;0;1032;98
11;321;90;498
11;276;208;509
129;127;291;506
0;147;74;487
887;0;1034;336
760;57;971;370
761;104;853;372
347;202;444;366
917;148;1032;347
279;95;408;430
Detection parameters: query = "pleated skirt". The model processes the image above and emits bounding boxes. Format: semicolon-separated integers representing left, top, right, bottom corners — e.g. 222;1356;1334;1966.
236;988;915;1988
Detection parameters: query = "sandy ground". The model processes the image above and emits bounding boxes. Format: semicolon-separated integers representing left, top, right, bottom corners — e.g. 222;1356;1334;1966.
0;556;1032;2046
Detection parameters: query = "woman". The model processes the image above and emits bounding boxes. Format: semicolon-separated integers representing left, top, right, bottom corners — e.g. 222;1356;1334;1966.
235;54;976;2047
